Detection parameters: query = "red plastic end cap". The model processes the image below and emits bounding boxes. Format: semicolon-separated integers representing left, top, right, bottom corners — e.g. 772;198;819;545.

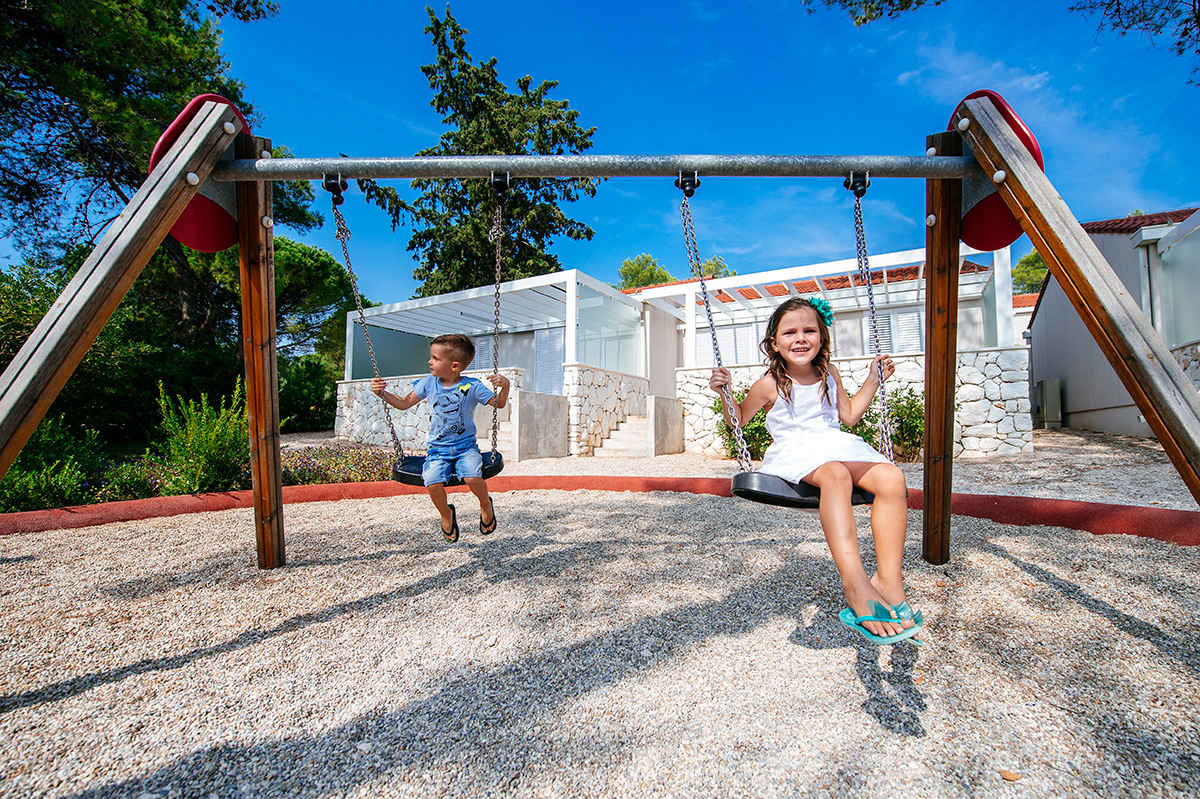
950;90;1044;251
149;94;250;253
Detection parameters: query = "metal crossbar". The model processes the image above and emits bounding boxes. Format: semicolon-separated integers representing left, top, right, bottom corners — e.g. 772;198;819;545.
212;154;983;182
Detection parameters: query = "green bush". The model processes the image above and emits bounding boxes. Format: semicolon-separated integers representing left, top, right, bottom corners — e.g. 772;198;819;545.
280;444;394;485
154;379;250;494
0;457;90;513
712;384;928;464
711;388;772;460
92;456;165;503
279;353;339;432
0;416;105;512
844;386;926;462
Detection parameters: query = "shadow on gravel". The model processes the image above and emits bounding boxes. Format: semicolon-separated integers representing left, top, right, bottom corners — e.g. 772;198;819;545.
788;615;926;737
978;541;1200;675
37;500;916;797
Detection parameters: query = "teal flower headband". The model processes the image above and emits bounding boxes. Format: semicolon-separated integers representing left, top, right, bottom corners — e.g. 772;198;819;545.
807;297;834;327
768;296;835;335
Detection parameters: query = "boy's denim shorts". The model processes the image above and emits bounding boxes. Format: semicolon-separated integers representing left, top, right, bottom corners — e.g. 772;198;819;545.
422;443;483;486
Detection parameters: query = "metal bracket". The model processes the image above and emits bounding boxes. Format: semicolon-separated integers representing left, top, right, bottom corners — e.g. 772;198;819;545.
322;173;349;205
675;171;701;198
844;172;870;198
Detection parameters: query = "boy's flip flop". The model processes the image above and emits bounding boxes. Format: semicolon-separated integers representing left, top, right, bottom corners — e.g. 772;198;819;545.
838;601;924;647
441;505;459;543
480;497;497;536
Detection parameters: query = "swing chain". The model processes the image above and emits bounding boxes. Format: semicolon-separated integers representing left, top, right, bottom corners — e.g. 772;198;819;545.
487;173;509;455
326;174;406;459
848;173;895;462
680;186;754;472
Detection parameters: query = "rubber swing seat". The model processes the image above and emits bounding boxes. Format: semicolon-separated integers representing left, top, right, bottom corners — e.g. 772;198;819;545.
391;451;505;487
730;470;874;509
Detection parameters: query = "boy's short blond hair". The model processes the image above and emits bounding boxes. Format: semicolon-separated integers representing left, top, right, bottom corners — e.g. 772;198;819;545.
432;333;475;367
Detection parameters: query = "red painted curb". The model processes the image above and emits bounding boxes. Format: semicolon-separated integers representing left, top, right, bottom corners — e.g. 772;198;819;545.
0;478;1195;544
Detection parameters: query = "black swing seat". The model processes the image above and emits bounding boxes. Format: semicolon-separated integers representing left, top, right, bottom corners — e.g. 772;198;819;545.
730;470;874;509
391;451;505;487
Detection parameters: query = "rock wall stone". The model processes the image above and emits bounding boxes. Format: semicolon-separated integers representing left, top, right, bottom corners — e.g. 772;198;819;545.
563;364;648;456
1173;340;1200;391
335;369;524;450
676;347;1033;459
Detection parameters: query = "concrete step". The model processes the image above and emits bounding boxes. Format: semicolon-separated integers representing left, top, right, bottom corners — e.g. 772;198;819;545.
594;416;649;457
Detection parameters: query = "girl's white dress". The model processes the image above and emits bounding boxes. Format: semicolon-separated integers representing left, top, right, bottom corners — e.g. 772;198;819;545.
758;374;890;484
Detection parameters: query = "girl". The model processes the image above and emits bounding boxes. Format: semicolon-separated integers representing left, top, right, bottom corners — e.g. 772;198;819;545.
710;296;923;646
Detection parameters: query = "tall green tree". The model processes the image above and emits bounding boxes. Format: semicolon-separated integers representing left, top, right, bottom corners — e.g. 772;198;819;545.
800;1;1200;83
0;0;274;251
701;255;737;279
616;253;674;289
1012;251;1050;295
362;6;599;298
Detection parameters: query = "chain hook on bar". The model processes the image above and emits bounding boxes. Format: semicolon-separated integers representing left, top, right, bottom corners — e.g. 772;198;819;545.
843;171;870;198
489;171;512;195
322;173;349;205
675;171;701;198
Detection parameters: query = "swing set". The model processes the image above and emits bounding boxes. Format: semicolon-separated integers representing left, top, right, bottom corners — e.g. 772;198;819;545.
1;90;1198;570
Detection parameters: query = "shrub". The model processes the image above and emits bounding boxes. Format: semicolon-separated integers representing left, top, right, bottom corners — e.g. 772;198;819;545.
92;455;165;503
844;386;926;463
280;444;394;485
711;388;772;460
0;416;106;512
712;384;929;464
279;353;339;432
154;380;250;494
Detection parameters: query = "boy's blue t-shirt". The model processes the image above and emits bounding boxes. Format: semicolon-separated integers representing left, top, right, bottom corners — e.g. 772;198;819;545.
413;374;495;450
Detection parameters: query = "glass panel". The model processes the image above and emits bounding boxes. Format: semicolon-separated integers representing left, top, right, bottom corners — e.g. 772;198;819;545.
576;284;640;373
1161;230;1200;347
534;327;565;394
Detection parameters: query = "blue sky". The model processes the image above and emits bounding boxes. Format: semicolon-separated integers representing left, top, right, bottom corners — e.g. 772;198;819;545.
29;1;1200;303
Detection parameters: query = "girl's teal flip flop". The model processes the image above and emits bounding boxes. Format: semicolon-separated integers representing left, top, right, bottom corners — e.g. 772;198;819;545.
838;602;924;647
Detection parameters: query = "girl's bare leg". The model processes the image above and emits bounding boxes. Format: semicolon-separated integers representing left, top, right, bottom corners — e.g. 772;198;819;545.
847;461;911;609
805;461;912;639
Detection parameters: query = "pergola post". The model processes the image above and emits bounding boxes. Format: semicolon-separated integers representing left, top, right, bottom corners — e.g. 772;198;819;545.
235;133;285;569
922;131;964;565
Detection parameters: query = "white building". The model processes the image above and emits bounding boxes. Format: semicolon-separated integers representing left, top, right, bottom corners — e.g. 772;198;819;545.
338;244;1033;459
1028;207;1200;436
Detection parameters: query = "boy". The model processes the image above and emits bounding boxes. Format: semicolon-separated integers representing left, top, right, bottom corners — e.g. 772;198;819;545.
371;334;510;542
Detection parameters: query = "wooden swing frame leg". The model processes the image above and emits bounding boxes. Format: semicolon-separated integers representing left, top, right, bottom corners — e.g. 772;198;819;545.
922;131;963;566
236;133;285;569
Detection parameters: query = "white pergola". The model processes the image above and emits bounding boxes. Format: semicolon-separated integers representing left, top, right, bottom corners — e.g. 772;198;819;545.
347;269;644;371
632;244;1009;366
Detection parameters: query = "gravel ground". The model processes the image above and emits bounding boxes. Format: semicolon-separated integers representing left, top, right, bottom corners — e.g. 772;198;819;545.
2;430;1198;797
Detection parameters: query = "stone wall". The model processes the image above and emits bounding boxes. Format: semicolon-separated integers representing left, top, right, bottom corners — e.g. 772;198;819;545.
677;347;1033;459
335;368;524;450
1173;339;1200;391
564;364;648;455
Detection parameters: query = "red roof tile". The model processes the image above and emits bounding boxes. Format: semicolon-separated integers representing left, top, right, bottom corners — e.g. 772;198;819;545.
1081;208;1197;234
1012;293;1039;308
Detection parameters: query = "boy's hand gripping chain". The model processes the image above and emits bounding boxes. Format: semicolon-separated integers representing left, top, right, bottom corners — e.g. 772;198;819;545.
678;173;755;472
846;173;895;462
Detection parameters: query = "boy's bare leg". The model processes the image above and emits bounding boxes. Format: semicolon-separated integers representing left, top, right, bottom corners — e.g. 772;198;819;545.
426;483;454;533
464;477;494;526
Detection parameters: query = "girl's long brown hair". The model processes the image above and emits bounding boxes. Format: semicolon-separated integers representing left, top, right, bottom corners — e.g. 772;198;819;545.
760;297;833;406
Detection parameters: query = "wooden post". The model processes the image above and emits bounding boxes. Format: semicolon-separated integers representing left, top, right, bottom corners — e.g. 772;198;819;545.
0;102;243;480
923;131;963;565
955;97;1200;507
235;133;285;569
